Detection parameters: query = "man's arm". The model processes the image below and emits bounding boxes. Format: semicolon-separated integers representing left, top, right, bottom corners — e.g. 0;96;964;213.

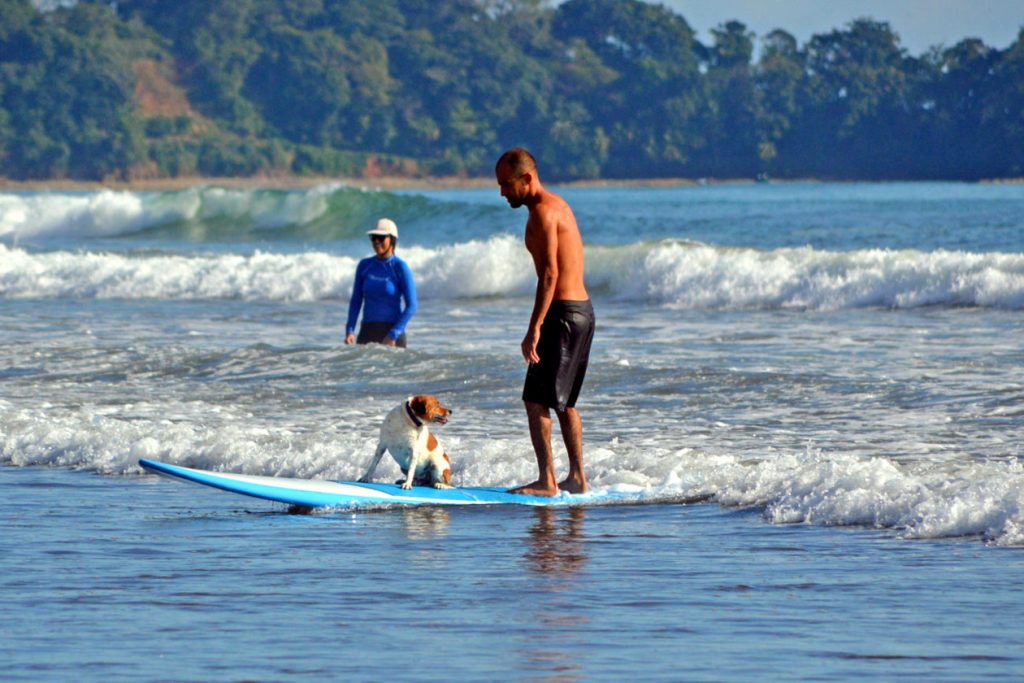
522;208;559;363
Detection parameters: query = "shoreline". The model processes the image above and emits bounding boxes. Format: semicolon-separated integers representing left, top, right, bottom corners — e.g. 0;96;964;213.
1;175;1021;192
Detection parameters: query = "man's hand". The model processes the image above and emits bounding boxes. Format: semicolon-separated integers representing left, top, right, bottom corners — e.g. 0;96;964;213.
521;328;541;363
345;333;355;345
384;337;397;347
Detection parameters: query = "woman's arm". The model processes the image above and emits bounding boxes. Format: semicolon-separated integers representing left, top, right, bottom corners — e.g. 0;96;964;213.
388;258;418;340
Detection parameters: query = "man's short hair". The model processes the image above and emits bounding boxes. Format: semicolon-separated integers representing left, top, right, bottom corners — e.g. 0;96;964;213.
496;147;537;176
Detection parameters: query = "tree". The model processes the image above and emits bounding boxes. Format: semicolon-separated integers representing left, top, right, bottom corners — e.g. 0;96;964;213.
553;0;705;176
701;20;759;176
798;19;914;177
243;26;352;145
386;0;555;175
986;29;1024;177
754;30;805;176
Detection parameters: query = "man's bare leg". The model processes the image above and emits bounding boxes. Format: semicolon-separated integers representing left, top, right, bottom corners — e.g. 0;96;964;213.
511;401;559;496
556;407;588;494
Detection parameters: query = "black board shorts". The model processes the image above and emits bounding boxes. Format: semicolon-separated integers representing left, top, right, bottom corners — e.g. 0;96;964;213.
357;321;407;348
522;299;595;411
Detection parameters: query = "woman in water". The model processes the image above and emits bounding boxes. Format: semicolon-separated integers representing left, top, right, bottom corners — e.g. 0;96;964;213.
345;218;417;347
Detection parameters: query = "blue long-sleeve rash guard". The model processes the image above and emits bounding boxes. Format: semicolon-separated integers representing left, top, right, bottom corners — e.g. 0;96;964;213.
346;255;418;341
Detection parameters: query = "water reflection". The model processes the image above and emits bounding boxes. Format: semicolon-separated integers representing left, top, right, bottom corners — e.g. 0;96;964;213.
397;507;452;571
525;506;588;578
400;506;451;540
517;507;591;681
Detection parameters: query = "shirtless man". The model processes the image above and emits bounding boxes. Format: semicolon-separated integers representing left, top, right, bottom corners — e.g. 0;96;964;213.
495;148;595;496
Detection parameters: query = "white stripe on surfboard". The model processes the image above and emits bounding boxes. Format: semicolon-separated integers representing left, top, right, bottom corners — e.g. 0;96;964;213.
157;463;479;504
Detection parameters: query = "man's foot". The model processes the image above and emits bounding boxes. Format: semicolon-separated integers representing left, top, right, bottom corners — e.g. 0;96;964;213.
558;477;589;495
509;480;559;497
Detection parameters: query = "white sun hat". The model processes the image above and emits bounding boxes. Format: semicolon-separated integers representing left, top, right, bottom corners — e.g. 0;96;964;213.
367;218;398;238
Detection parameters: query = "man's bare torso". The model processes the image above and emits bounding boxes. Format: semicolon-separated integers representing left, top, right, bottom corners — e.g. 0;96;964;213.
525;190;588;301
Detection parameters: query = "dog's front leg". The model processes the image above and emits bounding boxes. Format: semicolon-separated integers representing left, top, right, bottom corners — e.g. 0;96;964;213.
358;444;387;483
400;454;421;490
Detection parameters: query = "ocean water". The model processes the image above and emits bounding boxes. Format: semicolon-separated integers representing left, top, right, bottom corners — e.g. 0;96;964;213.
2;181;1023;680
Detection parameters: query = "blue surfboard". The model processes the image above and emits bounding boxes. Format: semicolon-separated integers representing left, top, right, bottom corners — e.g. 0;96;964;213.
138;458;636;509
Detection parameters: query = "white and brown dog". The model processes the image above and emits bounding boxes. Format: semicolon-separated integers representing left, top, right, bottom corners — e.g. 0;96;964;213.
359;395;454;489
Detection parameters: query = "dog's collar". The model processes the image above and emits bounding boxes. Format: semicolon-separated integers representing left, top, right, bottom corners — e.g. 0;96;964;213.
404;400;423;428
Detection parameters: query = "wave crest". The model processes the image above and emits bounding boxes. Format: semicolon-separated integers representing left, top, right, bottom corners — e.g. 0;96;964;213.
0;185;444;242
2;239;1022;308
589;241;1024;309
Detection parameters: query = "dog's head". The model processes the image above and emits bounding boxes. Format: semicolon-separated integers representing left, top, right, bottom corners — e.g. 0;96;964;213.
408;395;451;426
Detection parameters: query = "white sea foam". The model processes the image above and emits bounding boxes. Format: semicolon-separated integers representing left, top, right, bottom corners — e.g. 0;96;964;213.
0;244;357;301
3;239;1022;308
3;401;1021;544
699;449;1024;545
589;241;1024;309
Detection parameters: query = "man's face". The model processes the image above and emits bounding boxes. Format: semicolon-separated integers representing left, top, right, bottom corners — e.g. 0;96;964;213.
496;165;527;208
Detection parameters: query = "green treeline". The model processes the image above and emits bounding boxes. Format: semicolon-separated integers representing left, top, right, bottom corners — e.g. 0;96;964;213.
2;0;1022;182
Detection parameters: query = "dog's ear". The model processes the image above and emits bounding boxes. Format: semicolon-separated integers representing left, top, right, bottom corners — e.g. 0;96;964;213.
409;395;428;415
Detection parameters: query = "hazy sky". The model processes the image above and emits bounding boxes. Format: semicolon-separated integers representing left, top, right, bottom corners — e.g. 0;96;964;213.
655;0;1024;55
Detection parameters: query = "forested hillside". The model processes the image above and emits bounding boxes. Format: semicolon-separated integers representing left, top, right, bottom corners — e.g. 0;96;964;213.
2;0;1022;181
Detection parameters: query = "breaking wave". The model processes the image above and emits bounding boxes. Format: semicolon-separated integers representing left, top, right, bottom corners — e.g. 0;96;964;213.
2;239;1022;309
0;184;468;242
